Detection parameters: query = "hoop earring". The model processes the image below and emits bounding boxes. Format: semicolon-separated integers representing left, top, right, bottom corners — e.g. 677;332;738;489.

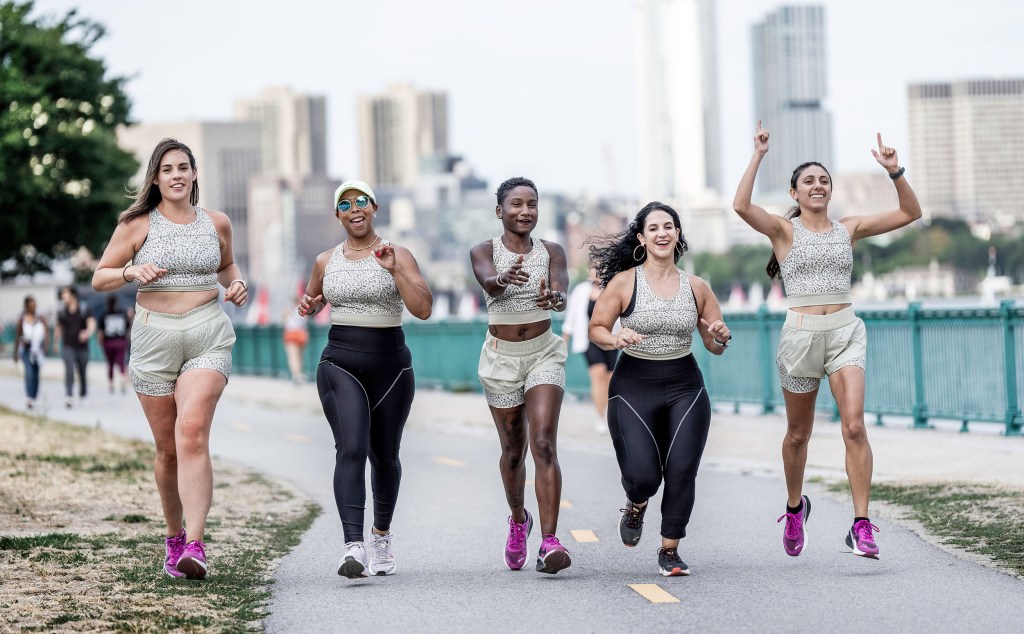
633;244;646;262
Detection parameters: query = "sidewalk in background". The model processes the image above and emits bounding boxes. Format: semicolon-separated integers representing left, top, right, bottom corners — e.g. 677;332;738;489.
4;361;1023;487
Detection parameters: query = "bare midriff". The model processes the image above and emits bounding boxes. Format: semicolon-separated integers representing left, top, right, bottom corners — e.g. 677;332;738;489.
789;302;851;316
136;289;219;315
488;319;552;342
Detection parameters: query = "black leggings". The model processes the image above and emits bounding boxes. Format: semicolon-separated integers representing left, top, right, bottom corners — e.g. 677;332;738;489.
317;325;415;543
607;353;711;540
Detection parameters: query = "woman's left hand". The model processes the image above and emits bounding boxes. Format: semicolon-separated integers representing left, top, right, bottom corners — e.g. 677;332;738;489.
225;280;248;306
535;277;562;310
871;132;900;173
374;240;396;272
700;317;730;342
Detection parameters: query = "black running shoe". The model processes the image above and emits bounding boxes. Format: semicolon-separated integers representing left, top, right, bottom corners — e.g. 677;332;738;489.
619;500;647;547
657;547;690;577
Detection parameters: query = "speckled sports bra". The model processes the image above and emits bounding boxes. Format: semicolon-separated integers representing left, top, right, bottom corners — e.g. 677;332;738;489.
322;245;404;327
619;265;698;360
779;217;853;308
485;237;551;325
133;207;220;293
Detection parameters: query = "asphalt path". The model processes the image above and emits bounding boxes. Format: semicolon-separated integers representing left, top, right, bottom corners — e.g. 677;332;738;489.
2;371;1022;633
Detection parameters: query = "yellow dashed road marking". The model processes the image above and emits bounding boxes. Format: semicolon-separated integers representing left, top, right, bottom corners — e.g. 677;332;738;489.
232;422;253;432
431;456;466;467
570;529;598;543
560;499;573;509
628;584;680;604
285;434;310;443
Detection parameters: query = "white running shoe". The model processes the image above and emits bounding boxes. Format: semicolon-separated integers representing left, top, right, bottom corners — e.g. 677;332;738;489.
337;541;368;578
368;532;396;576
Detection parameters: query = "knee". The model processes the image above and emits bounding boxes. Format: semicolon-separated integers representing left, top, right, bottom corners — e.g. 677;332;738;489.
784;427;812;449
501;444;529;470
154;444;177;467
530;436;557;466
624;471;661;501
176;421;209;457
842;417;868;445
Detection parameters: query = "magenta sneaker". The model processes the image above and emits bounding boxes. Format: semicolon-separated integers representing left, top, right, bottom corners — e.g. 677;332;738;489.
163;529;186;578
846;519;880;559
175;540;208;580
535;535;571;574
504;509;533;570
776;495;811;556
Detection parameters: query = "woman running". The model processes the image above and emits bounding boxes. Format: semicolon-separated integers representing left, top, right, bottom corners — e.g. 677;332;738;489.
93;138;248;580
732;122;922;559
469;177;572;574
589;202;731;577
299;180;432;578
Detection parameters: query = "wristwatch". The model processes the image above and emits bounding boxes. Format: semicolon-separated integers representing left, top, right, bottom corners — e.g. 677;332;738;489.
888;166;905;180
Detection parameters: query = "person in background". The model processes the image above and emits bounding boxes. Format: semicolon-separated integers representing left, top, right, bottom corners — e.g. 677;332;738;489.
282;293;310;384
55;285;96;408
562;266;618;433
99;294;131;394
14;295;49;410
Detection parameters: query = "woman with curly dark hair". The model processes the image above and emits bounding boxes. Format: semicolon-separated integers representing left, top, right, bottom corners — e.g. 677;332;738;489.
589;202;731;577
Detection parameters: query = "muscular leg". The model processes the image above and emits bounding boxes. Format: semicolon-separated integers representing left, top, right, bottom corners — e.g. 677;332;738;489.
524;384;564;535
489;403;529;524
828;366;871;517
138;393;183;537
781;388;818;508
173;369;227;543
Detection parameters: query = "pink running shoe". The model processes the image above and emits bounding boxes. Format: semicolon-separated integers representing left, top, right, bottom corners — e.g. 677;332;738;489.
504;510;533;570
175;540;208;580
846;519;880;559
535;535;571;574
776;495;811;557
164;529;186;578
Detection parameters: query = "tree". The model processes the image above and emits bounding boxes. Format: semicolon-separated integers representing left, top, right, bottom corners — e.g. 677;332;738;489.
0;1;137;278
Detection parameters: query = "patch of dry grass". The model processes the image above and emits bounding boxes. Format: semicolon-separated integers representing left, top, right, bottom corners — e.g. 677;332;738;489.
0;407;318;632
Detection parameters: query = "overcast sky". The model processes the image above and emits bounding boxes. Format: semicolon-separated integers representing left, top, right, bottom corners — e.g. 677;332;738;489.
29;0;1024;198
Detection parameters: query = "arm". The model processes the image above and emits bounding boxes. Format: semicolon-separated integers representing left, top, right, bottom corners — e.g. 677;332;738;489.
13;319;23;362
209;210;248;307
588;271;645;351
842;133;924;241
81;310;97;344
299;250;331;317
538;240;570;312
92;217;167;292
41;317;50;354
690;275;731;356
470;241;523;297
374;243;433;320
732;121;789;242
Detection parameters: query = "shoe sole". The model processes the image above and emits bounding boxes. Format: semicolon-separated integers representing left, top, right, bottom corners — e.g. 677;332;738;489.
369;562;396;576
536;550;571;574
163;564;185;579
175;556;207;580
659;566;691;577
338;556;368;578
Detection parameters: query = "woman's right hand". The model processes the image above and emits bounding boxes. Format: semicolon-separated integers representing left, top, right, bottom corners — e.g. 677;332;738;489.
613;327;645;350
125;262;168;286
754;120;770;156
298;293;324;317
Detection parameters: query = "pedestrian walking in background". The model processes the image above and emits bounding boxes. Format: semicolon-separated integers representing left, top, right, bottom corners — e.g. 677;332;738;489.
589;201;730;577
282;294;309;384
732;122;922;559
14;295;49;410
298;180;432;579
55;285;96;408
99;294;131;394
470;176;573;575
92;137;249;580
562;266;618;434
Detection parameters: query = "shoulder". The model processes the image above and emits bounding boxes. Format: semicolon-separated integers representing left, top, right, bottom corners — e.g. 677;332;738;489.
686;274;710;292
539;239;566;257
316;247;337;266
606;268;636;293
391;243;418;261
470;240;494;258
203;208;232;230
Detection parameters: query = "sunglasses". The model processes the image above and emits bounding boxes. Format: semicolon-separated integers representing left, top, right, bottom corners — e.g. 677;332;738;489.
337;195;371;213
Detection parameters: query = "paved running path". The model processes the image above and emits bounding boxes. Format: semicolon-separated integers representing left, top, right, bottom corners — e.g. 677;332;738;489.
1;365;1022;632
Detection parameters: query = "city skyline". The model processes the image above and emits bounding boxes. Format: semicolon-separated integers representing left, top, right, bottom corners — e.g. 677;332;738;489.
26;0;1024;199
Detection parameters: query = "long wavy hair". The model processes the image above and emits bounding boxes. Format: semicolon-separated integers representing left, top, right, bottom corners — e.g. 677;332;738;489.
588;201;688;288
765;161;831;279
118;138;198;224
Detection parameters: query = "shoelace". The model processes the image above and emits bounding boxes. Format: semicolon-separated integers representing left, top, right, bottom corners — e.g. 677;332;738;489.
372;535;391;559
507;517;526;550
776;512;803;540
541;536;562;553
660;547;682;564
853;520;880;543
620;505;644;529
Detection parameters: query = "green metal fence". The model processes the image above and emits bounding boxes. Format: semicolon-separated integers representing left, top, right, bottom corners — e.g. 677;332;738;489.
4;301;1021;434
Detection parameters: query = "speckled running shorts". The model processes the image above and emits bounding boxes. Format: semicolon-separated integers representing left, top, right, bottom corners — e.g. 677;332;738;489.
776;306;866;394
478;328;567;408
129;300;235;396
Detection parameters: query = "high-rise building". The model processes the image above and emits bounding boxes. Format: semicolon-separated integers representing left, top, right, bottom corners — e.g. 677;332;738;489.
634;0;721;207
117;122;262;272
358;84;449;187
235;87;327;178
908;78;1024;221
751;5;833;194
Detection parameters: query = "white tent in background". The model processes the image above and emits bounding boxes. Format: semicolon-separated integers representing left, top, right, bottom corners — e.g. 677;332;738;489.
748;281;765;308
456;291;479;320
767;281;785;311
726;282;747;310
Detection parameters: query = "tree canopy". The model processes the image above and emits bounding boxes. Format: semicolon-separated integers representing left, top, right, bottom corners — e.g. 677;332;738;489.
0;1;137;278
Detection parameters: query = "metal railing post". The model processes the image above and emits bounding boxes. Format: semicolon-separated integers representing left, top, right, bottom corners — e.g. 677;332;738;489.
758;305;775;414
1001;300;1021;436
909;302;929;428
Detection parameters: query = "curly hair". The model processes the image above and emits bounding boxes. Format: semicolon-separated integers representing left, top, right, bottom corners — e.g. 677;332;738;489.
495;177;538;205
766;161;831;279
588;201;688;287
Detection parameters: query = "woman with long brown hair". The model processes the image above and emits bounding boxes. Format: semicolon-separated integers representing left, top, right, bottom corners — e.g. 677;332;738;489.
92;138;248;579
